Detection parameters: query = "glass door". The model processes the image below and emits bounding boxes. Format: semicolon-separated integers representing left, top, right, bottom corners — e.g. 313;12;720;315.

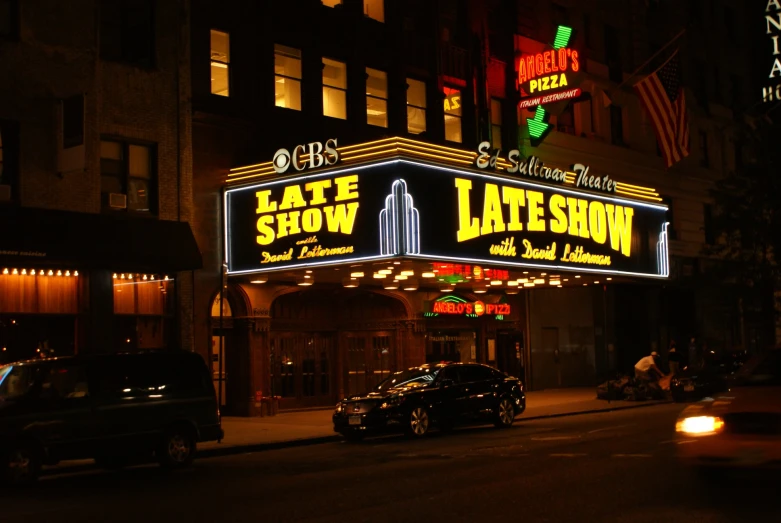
344;331;395;396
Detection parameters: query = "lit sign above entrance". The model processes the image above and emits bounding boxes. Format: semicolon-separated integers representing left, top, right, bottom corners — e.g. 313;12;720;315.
427;299;510;317
225;159;669;278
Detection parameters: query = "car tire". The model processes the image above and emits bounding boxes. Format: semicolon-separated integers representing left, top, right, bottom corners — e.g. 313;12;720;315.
405;405;431;438
157;425;196;469
1;442;41;487
494;397;516;428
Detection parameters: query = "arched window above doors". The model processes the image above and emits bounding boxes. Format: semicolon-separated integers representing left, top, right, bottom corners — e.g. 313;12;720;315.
211;294;232;317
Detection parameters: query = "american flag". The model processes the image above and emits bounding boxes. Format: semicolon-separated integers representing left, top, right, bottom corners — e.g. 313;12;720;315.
633;50;690;168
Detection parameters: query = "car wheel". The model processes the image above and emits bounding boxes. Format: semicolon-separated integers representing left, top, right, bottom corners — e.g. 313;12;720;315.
157;426;196;469
405;406;431;438
2;443;41;487
494;398;516;428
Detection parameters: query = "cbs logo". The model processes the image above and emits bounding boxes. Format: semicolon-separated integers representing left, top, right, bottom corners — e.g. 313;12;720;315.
273;138;339;174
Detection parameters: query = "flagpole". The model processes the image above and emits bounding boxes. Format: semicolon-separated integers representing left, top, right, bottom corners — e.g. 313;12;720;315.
616;28;686;89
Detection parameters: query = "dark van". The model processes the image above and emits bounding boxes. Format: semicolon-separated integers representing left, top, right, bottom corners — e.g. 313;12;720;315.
0;350;223;485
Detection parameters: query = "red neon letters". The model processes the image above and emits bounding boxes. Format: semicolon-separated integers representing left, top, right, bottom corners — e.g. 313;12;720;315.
431;301;511;316
517;48;580;85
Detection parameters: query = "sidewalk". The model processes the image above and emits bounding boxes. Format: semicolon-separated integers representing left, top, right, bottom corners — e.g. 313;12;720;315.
199;388;669;456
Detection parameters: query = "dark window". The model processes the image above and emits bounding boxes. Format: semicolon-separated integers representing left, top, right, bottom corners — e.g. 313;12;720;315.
724;7;736;42
0;0;19;39
703;204;715;245
100;0;155;68
730;74;743;108
609;105;624;146
699;130;709;168
100;139;156;214
583;14;592;48
662;196;677;240
0;120;19;202
712;67;722;103
688;0;702;27
62;95;84;149
552;3;569;26
460;364;496;383
604;25;622;83
734;139;743;170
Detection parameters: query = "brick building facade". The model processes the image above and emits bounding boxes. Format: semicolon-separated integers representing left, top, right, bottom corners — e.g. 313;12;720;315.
0;0;200;362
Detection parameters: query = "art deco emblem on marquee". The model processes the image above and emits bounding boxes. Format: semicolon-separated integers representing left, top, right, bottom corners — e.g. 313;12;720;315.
379;179;421;256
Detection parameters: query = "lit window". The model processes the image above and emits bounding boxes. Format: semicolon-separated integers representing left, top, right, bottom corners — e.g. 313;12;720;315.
443;86;462;143
407;78;426;134
275;45;302;110
490;99;502;149
322;0;342;6
323;58;347;119
210;30;230;97
100;140;155;214
366;68;388;127
364;0;384;22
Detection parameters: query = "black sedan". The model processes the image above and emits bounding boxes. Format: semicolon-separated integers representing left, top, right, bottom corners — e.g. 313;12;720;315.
333;362;525;440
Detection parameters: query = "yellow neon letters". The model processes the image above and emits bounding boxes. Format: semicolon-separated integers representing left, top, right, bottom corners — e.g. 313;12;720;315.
256;175;360;245
454;178;635;256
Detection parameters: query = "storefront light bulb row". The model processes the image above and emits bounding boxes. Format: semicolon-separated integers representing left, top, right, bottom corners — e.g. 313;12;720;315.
2;268;79;277
112;273;165;281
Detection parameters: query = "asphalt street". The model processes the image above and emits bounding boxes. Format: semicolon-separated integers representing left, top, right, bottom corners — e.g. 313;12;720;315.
2;403;779;523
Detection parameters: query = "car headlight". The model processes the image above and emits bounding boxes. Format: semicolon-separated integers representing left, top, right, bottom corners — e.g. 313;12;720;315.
675;415;724;435
380;396;405;409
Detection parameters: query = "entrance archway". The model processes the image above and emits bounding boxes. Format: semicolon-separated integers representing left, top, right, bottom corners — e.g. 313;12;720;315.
209;285;250;415
269;289;408;409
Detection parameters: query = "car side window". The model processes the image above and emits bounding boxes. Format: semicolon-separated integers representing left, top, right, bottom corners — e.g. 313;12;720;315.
39;364;89;402
460;365;496;383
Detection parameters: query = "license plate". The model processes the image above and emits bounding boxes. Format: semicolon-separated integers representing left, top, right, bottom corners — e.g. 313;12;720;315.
349;415;361;426
684;385;694;392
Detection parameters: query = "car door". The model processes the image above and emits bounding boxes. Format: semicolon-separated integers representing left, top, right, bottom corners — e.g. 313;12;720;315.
432;365;467;422
460;365;500;420
33;361;99;460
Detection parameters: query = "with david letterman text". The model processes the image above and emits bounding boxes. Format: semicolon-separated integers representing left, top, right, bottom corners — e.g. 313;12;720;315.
489;236;612;267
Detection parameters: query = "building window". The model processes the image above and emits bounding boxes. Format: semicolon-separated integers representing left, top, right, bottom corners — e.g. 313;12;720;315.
100;140;156;214
490;98;503;149
734;139;743;171
99;0;155;68
366;68;388;127
712;67;722;103
322;0;342;6
730;74;743;108
699;130;709;168
583;13;592;48
0;120;19;202
275;45;302;111
323;58;347;119
703;204;715;245
407;78;427;134
364;0;384;22
210;30;230;97
0;0;19;39
609;105;624;146
604;25;622;83
724;7;736;42
443;86;462;143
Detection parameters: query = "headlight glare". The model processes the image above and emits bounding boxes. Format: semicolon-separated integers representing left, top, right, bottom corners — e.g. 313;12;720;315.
675;415;724;435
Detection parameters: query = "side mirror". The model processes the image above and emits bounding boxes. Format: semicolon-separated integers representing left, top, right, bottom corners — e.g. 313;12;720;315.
440;378;454;388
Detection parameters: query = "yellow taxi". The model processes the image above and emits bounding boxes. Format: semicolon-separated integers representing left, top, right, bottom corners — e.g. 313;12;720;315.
675;348;781;470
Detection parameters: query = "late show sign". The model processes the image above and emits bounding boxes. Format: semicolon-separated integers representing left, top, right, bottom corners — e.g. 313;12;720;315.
224;161;669;277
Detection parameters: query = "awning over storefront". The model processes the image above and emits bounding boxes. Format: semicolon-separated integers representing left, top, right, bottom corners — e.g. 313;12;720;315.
0;206;202;272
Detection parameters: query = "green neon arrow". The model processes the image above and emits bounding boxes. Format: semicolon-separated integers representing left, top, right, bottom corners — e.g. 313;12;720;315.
527;106;551;140
553;25;573;49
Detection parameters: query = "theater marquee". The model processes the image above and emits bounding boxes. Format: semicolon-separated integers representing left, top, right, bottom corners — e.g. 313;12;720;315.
224;160;669;278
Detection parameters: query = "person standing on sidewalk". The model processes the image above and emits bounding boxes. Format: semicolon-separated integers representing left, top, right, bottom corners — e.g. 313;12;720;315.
668;342;682;376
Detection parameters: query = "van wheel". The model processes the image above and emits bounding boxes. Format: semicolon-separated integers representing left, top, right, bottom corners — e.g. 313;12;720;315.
2;443;41;486
157;426;196;469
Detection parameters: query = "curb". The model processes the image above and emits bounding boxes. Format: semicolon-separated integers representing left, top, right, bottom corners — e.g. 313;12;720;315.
41;400;673;477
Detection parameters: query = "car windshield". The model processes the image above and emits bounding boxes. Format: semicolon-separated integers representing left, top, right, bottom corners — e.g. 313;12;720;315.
731;350;781;387
0;365;37;401
374;367;441;392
